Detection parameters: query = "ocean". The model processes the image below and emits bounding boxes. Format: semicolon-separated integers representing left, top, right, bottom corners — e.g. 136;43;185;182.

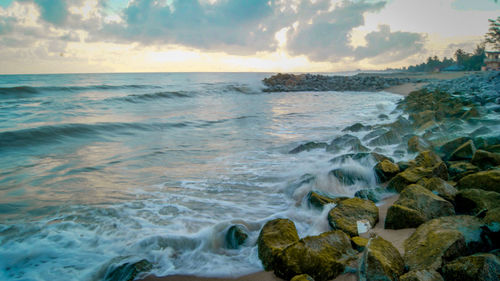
0;72;403;280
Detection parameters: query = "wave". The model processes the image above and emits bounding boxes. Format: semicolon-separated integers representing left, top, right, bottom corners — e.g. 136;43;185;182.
221;84;261;95
118;91;192;103
0;84;162;96
0;122;190;149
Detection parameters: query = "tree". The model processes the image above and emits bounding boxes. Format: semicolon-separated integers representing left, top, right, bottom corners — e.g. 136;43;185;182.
485;16;500;50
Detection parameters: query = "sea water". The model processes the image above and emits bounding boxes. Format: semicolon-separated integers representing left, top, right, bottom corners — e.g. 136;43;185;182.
0;72;403;280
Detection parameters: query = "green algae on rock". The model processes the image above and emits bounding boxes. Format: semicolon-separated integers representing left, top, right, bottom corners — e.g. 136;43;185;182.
274;230;356;281
257;219;300;271
290;274;315;281
359;236;404;281
441;253;500;281
471;149;500;169
457;170;500;193
374;160;400;183
351;236;369;252
455;189;500;216
225;225;248;249
418;177;457;203
307;191;347;209
449;140;476;161
104;259;152;281
404;216;485;272
328;198;379;237
399;269;444;281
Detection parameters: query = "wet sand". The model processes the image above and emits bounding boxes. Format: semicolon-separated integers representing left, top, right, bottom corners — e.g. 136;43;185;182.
139;194;412;281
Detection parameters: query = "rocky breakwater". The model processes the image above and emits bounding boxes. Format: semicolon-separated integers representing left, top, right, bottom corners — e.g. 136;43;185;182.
262;73;417;92
255;71;500;281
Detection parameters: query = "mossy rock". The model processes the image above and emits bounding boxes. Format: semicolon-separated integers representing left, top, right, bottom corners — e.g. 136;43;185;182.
449;140;476;161
368;130;402;146
290;142;327;154
363;128;389;141
351;236;369;251
420;177;458;202
461;107;480;120
329;168;370;186
448;161;480;181
257;218;300;271
274;230;356;281
410;110;436;128
471;150;500;170
484;207;500;227
408;136;433;153
399;270;444;281
485;144;500;154
385;184;454;229
354;187;387;203
104;259;152;281
290;274;315;281
415;151;442;168
388;167;434;193
404;215;485;271
455;189;500;216
328;198;379;237
342;123;372;132
359;236;404;281
327;134;365;153
441;253;500;281
374;160;400;183
457;170;500;193
307;191;347;209
439;137;471;160
225;225;248;249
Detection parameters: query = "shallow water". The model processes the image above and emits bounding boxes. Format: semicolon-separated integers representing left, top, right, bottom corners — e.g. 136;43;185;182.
0;72;403;280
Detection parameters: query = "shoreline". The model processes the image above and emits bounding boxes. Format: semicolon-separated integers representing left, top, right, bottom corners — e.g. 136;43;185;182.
139;194;411;281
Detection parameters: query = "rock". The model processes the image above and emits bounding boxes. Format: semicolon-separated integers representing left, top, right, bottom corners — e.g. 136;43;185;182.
342;123;372;132
359;236;405;281
397;161;411;171
257;218;300;271
457;170;500;193
448;161;480;181
439;137;471;160
274;230;356;281
455;189;500;216
449;140;476;161
470;126;493;137
354;188;386;203
225;225;248;249
378;114;389;120
368;130;402;146
387;167;434;193
291;274;315;281
363;128;389;141
385;184;454;229
384;116;412;134
461;107;480;120
371;152;394;163
104;259;153;281
327;134;366;153
471;150;500;169
329;168;370;186
307;191;347;209
290;142;327;154
415;151;442;168
328;198;379;237
432;161;449;181
441;253;500;281
420;177;457;202
374;160;400;183
408;136;432;153
351;236;369;251
404;215;486;271
484;207;500;227
399;270;444;281
485;144;500;153
410;110;436;128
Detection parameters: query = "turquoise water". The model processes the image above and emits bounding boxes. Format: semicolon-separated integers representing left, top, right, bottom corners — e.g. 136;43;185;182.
0;73;402;280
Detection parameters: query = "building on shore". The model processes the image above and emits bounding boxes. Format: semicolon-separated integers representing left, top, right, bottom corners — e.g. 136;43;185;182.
482;51;500;71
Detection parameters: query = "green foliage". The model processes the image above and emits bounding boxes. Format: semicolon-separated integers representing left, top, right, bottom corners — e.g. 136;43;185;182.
404;44;485;72
485;16;500;50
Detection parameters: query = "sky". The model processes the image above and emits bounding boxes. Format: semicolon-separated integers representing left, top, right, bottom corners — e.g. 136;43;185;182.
0;0;499;74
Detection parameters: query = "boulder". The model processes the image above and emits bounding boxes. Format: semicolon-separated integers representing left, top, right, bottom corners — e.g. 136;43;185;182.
307;191;347;209
470;126;493;137
461;107;480;120
408;136;433;153
363;128;389;141
399;270;444;281
290;142;327;154
387;167;435;193
419;177;457;202
327;134;366;153
455;189;500;216
225;225;248;249
441;253;500;281
351;236;369;251
484;207;500;227
354;188;386;203
257;219;300;271
359;236;405;281
457;170;500;193
471;149;500;169
274;230;356;281
485;144;500;153
410;110;436;128
449;140;476;161
439;137;471;160
374;160;400;183
291;274;315;281
342;123;372;132
328;198;379;237
104;259;153;281
404;216;486;271
448;161;480;181
385;184;455;229
329;168;370;186
414;151;442;168
432;161;449;181
368;130;402;146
